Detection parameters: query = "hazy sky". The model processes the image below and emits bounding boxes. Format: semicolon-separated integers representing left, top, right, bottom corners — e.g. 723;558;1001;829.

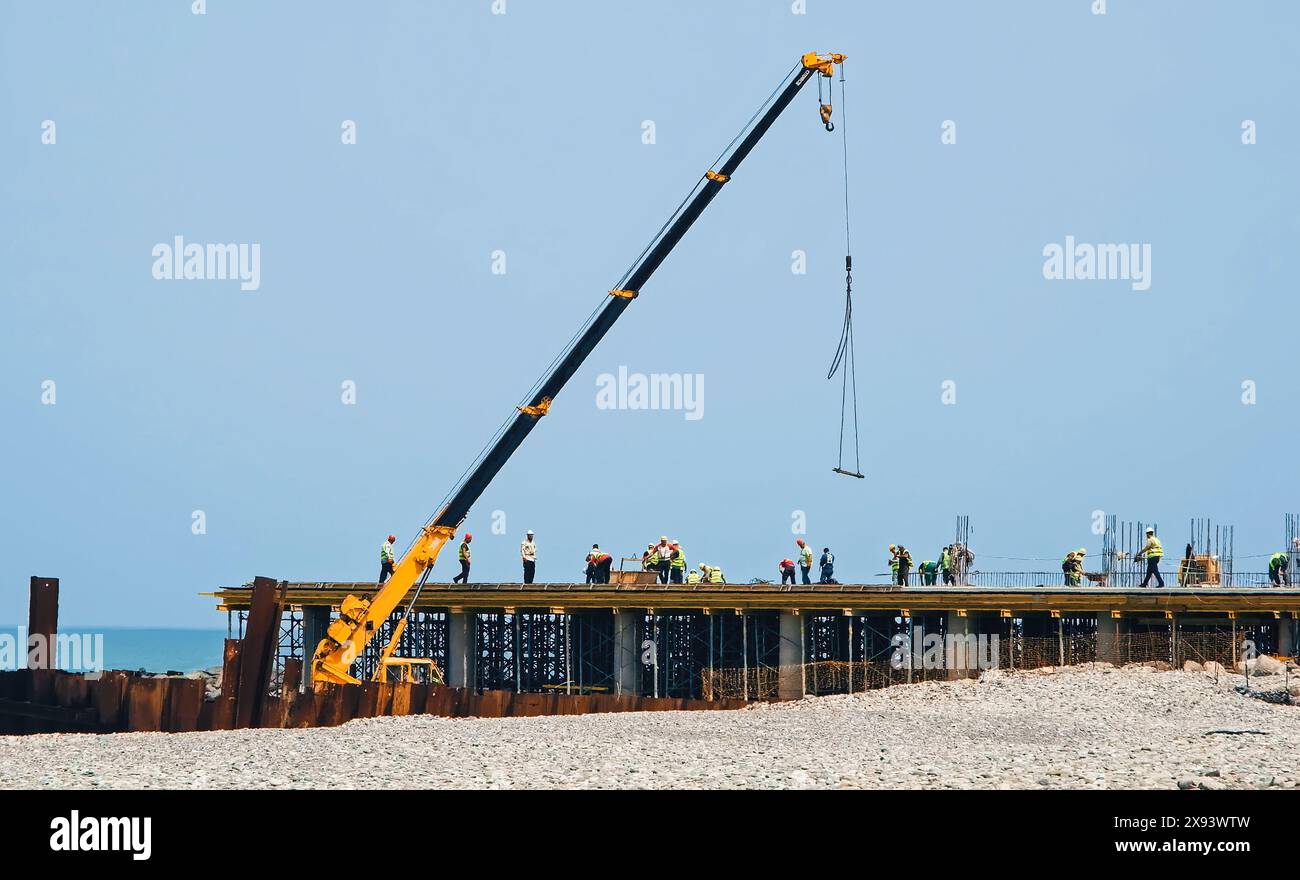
3;1;1297;627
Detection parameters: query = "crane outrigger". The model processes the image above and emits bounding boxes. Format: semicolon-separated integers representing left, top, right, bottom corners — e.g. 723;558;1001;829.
312;52;849;685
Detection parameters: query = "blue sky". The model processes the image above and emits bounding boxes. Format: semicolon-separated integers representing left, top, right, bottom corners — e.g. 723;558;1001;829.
2;1;1297;627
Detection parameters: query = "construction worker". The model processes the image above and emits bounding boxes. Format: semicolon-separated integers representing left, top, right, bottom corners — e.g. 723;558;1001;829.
595;549;613;583
707;564;726;585
819;547;835;583
895;545;913;586
795;539;814;584
521;530;537;584
686;568;703;585
642;544;657;571
1062;550;1079;586
669;542;686;584
888;545;900;583
585;544;602;584
379;534;397;585
654;536;673;584
940;545;956;585
918;558;939;586
453;533;473;584
1135;527;1164;588
778;557;798;586
1269;552;1290;587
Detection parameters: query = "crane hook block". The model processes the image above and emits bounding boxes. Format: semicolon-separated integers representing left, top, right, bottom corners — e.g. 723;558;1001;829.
820;103;834;131
705;170;729;183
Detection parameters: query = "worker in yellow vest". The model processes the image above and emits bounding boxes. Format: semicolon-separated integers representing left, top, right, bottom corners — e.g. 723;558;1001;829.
1136;528;1164;588
686;568;702;585
379;534;397;585
708;565;726;585
1061;549;1080;586
453;533;472;584
796;538;814;585
669;542;687;584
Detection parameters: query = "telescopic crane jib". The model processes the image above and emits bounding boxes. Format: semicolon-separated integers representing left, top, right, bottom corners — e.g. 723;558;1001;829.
311;51;852;686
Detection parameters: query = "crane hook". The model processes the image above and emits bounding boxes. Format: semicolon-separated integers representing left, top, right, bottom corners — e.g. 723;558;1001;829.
820;103;834;132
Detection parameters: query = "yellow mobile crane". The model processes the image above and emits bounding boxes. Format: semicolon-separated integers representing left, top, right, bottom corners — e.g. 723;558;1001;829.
312;52;850;685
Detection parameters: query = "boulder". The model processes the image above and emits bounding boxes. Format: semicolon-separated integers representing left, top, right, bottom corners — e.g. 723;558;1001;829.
1241;655;1285;676
1202;661;1226;676
1182;660;1203;673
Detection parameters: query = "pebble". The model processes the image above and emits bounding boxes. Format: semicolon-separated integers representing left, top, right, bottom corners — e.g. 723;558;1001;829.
0;666;1291;789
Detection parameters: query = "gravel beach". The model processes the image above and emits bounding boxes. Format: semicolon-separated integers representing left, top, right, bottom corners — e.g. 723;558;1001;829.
1;665;1296;790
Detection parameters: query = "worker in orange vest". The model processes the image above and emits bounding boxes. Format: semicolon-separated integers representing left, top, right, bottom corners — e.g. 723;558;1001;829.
778;558;798;586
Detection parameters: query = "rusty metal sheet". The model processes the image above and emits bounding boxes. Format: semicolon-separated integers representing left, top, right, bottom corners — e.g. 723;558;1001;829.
126;677;166;732
424;686;455;717
93;671;129;729
234;577;283;728
27;577;58;670
165;678;204;733
219;639;241;699
390;682;412;716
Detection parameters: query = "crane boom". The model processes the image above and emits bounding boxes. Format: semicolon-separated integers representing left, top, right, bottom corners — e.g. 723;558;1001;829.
312;52;847;685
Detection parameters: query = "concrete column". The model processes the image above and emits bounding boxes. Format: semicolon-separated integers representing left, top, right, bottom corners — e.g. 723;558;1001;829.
447;612;476;688
1279;615;1296;659
778;611;805;701
1096;612;1125;665
301;606;330;686
613;611;641;697
944;611;972;680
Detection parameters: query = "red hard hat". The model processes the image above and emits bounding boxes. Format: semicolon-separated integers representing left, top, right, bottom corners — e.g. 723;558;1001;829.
387;535;396;542
465;533;473;541
796;539;805;546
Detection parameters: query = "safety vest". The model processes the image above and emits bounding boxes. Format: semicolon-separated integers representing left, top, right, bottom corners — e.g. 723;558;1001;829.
1145;537;1163;559
671;550;686;569
646;553;659;567
899;549;912;565
1062;553;1074;566
821;552;834;566
458;541;471;561
707;568;725;584
940;549;951;570
799;546;813;566
1271;552;1288;571
381;541;394;563
686;571;702;584
890;559;899;573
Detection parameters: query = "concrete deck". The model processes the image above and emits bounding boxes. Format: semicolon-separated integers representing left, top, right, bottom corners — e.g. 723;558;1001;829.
207;581;1300;616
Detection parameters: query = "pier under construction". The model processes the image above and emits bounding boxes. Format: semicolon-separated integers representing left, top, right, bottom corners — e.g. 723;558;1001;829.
208;580;1300;702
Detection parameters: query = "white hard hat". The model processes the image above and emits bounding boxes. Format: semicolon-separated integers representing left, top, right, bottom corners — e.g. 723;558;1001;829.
1145;528;1155;534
